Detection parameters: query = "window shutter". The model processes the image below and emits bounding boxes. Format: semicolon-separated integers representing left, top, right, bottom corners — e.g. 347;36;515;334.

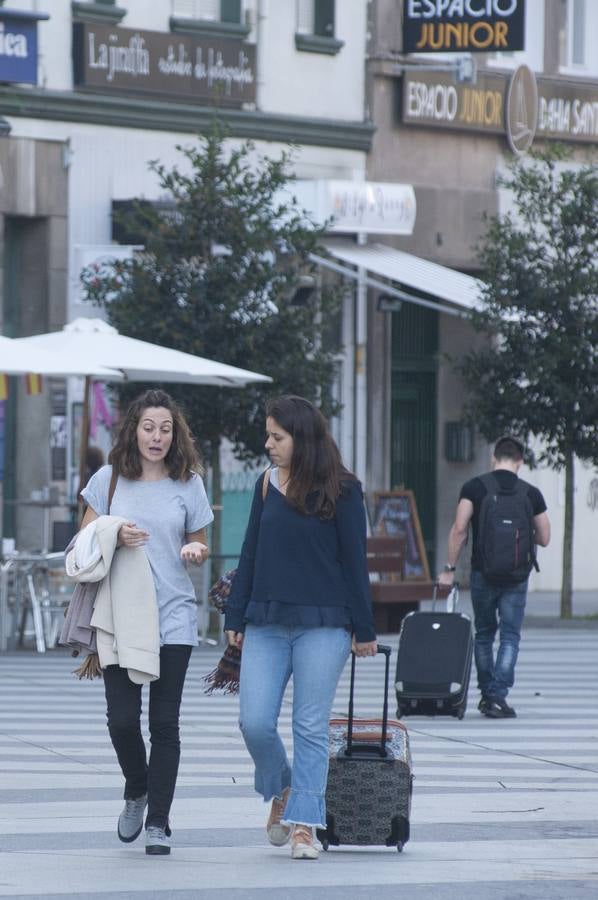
172;0;198;17
297;0;315;35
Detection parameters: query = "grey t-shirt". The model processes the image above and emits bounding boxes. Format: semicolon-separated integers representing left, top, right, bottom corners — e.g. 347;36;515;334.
81;465;214;645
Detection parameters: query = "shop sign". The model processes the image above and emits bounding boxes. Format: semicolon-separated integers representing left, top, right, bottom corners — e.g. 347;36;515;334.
291;180;417;236
0;9;48;85
536;79;598;143
73;23;256;107
402;68;506;134
402;0;525;54
402;66;598;149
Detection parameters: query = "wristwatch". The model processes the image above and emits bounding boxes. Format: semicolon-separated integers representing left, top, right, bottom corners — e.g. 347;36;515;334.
443;564;457;572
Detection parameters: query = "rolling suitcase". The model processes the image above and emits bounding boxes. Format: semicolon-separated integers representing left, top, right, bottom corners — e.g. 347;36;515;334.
316;645;413;853
395;584;473;720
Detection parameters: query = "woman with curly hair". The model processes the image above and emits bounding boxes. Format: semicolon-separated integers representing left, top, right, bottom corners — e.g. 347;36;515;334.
80;389;213;856
225;395;377;860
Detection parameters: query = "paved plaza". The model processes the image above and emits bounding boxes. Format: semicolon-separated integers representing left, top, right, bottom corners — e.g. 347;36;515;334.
0;601;597;899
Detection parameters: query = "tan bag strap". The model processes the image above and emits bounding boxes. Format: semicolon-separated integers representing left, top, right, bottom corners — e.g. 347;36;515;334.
262;468;271;502
108;467;118;513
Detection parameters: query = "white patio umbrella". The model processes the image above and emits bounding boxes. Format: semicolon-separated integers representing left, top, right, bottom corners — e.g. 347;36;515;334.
0;333;121;378
13;318;272;497
13;318;272;386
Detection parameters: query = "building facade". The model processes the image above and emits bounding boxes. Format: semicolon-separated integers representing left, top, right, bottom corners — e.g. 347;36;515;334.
0;0;373;550
358;0;598;588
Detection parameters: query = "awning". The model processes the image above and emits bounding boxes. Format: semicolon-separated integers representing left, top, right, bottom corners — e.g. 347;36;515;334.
312;240;485;316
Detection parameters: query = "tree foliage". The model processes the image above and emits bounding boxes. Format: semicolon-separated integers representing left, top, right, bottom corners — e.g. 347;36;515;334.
459;146;598;466
81;124;341;463
457;146;598;615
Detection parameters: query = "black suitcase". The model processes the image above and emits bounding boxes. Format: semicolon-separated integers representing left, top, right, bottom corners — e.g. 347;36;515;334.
395;585;473;720
316;645;413;853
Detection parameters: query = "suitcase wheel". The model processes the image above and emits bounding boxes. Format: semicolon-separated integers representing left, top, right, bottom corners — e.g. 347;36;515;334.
321;839;329;851
457;709;465;720
397;841;404;853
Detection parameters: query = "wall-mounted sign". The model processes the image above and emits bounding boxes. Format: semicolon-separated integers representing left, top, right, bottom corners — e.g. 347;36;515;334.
0;8;48;85
291;180;417;236
402;68;506;134
536;78;598;143
505;64;537;152
402;0;526;54
401;65;598;150
73;23;256;107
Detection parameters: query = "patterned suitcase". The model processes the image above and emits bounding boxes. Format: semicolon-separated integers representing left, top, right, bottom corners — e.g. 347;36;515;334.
316;645;413;852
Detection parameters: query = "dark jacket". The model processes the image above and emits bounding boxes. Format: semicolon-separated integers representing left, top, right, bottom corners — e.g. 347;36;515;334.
224;474;376;643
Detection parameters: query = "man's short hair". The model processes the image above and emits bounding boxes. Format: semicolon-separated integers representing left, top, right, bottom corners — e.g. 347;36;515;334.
494;435;525;462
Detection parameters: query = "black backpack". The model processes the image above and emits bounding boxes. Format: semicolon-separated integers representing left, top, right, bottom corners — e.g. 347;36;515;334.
477;473;539;585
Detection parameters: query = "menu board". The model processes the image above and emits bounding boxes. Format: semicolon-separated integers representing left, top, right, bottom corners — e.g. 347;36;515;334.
371;490;430;580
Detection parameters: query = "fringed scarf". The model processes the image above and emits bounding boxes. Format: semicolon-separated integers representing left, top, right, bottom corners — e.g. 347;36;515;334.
202;567;240;695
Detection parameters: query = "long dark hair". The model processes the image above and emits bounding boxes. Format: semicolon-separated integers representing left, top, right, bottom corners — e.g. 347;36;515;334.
266;395;356;518
109;389;203;481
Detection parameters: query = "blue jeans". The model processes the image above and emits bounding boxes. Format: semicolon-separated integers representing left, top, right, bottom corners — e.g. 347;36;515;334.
239;623;351;827
470;571;528;701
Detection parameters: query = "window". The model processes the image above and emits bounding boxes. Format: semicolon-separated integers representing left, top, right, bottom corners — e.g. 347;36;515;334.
170;0;248;37
297;0;334;37
172;0;241;23
295;1;343;55
559;0;586;68
487;0;543;73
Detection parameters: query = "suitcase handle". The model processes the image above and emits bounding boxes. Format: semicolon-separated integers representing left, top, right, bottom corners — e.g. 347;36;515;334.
346;644;391;759
432;582;460;612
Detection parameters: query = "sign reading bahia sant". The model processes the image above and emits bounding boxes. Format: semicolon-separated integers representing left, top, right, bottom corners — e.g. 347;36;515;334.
73;24;256;107
402;0;525;54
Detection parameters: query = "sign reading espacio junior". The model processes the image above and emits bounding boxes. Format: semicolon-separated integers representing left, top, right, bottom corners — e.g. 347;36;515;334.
402;0;525;54
73;23;256;107
0;8;48;85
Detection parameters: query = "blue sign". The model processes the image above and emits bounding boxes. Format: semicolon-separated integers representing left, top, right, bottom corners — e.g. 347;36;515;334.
0;10;49;86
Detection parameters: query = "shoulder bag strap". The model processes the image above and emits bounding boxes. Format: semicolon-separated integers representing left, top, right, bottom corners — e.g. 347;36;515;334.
262;467;271;502
108;467;118;514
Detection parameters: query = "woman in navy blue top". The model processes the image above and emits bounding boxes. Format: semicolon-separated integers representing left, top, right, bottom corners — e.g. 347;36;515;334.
225;395;377;860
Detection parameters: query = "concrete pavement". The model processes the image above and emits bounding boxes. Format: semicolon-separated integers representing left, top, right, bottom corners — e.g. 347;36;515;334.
0;601;597;899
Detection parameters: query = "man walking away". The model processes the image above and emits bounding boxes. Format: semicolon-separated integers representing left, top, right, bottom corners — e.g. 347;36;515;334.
438;436;550;719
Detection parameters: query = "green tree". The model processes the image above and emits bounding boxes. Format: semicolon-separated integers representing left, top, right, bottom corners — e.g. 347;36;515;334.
81;125;341;561
457;147;598;618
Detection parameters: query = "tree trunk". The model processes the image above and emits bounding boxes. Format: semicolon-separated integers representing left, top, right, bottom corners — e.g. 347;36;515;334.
209;437;223;583
560;450;574;619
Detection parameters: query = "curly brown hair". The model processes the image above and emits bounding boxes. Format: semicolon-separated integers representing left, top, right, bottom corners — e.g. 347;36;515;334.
108;389;203;481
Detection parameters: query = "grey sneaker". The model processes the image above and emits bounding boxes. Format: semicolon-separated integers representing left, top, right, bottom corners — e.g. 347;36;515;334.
145;825;171;856
117;794;147;843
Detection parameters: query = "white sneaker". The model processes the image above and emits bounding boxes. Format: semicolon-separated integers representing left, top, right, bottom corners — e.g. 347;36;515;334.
145;825;171;856
291;825;319;860
117;794;147;843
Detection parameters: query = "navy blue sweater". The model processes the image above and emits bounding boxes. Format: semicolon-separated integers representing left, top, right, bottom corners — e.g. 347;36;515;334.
224;474;376;643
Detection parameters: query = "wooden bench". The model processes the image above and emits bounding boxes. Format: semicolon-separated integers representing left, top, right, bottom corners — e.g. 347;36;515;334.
367;536;436;633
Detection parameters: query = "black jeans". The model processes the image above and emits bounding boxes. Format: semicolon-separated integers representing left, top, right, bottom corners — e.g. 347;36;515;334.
103;644;192;829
